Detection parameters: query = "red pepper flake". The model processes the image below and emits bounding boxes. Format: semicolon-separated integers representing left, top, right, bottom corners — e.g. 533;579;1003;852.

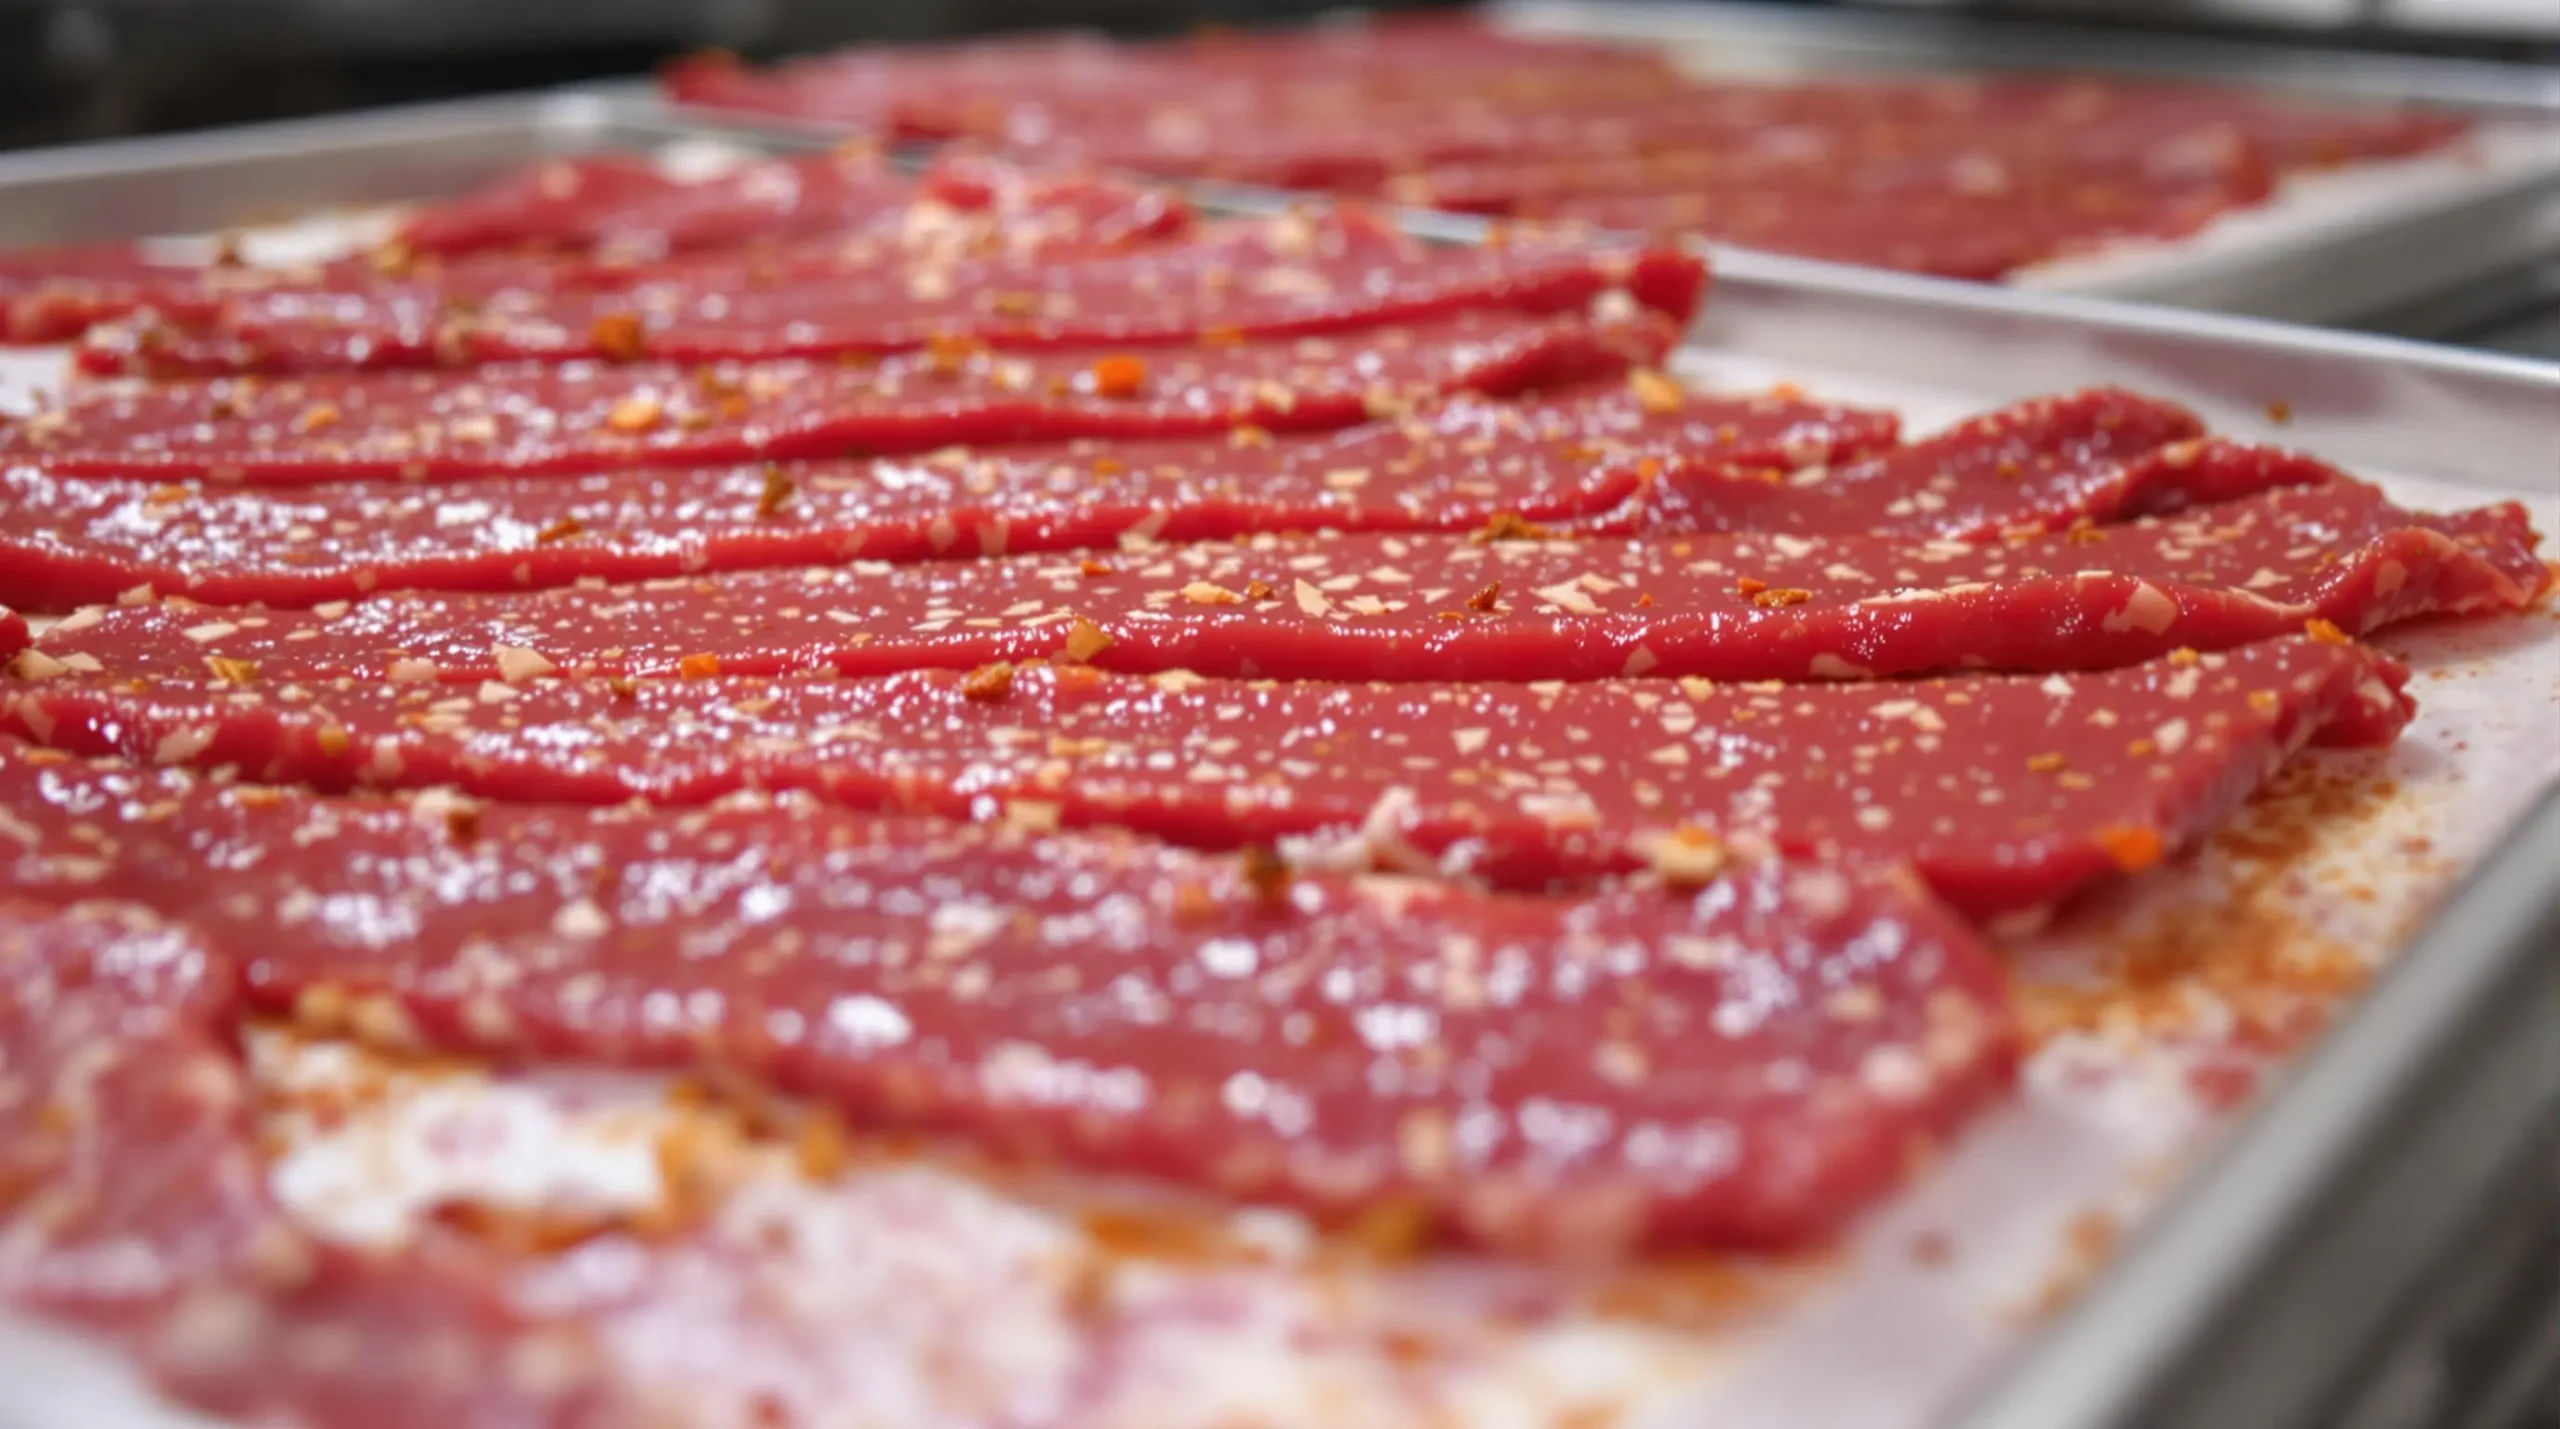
314;725;350;757
445;803;482;844
2026;752;2067;773
756;466;796;518
2246;690;2283;717
2126;737;2158;757
1752;587;1812;608
1635;592;1657;609
2096;824;2165;873
535;516;585;545
145;484;191;507
1471;512;1555;544
1735;576;1768;597
1243;579;1277;602
606;677;639;702
591;312;647;362
677;653;721;680
2265;400;2293;425
1239;844;1292;906
987;291;1040;317
1089;354;1149;400
1170;881;1217;924
1201;325;1246;347
2167;647;2202;667
960;661;1016;703
294;403;340;434
1465;581;1503;614
1628;368;1686;415
922;333;980;377
1061;617;1114;664
2064;524;2109;546
1650;825;1728;887
1090;456;1128;476
205;394;239;422
203;655;259;686
1228;425;1273;449
1077;559;1115;579
605;394;662;433
2303;618;2350;645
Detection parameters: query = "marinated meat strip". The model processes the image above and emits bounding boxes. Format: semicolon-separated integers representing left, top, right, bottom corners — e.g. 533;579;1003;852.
0;899;620;1429
3;308;1677;484
393;149;1007;261
84;220;1707;376
5;637;2408;920
5;154;1189;351
37;481;2538;685
0;378;1908;608
0;744;2020;1251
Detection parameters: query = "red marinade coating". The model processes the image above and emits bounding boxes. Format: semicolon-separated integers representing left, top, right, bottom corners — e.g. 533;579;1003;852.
386;149;1190;263
0;743;2019;1252
3;308;1676;484
85;220;1707;375
0;898;619;1429
1630;388;2330;540
1539;170;2274;281
0;381;1899;609
396;150;922;259
6;637;2408;921
42;481;2540;686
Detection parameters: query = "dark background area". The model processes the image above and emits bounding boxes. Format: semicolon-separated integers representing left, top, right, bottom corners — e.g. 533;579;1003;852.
2;0;2554;150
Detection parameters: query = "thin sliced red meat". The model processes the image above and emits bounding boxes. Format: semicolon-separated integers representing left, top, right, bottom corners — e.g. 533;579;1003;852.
83;221;1706;376
0;899;620;1429
4;636;2407;921
37;481;2537;685
0;379;1897;609
4;308;1676;484
0;742;2017;1252
396;150;919;261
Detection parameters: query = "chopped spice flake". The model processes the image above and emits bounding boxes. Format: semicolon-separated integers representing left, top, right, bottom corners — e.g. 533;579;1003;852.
591;312;647;362
1088;353;1150;399
677;652;722;680
960;661;1016;702
756;465;797;518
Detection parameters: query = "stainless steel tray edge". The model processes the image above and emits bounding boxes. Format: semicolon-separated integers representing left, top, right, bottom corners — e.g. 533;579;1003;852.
0;90;831;249
1954;790;2560;1429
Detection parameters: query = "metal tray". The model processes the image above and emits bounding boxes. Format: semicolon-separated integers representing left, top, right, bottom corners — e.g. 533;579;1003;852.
1481;0;2560;326
0;97;2555;1429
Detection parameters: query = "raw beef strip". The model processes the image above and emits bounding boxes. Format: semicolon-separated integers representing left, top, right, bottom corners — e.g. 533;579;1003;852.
3;637;2408;920
0;742;2019;1252
0;309;1677;484
0;378;1899;608
37;481;2537;685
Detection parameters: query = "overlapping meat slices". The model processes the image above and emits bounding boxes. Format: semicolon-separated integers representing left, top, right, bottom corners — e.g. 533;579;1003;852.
10;384;2321;611
5;636;2407;921
36;480;2537;685
0;376;1903;607
4;308;1678;483
0;899;621;1428
0;742;2017;1252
